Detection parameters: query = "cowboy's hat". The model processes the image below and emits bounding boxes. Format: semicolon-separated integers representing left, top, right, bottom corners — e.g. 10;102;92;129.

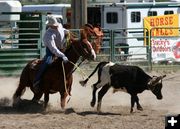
47;15;59;26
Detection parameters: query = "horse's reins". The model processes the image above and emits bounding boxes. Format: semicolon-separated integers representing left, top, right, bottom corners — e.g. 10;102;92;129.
71;59;85;73
69;39;92;77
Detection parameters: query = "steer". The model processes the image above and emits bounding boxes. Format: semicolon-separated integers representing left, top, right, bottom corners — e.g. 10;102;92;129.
80;61;166;113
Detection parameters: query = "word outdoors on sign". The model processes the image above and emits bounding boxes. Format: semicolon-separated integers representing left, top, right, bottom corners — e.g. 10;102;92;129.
151;38;180;62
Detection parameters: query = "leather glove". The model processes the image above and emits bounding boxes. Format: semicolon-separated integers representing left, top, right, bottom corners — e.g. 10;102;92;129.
62;56;69;63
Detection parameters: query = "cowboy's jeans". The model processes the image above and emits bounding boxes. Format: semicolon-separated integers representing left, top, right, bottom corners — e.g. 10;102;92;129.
33;48;53;86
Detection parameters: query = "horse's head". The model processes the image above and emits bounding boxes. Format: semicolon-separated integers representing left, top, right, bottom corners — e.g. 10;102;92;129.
65;24;97;61
71;24;96;60
80;24;95;41
71;37;96;61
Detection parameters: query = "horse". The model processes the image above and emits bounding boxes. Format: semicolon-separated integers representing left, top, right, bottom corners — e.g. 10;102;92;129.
12;24;97;109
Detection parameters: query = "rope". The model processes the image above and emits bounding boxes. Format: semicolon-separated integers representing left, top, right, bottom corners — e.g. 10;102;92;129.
61;62;71;103
163;73;180;81
153;70;180;82
65;31;71;50
71;59;84;74
68;60;87;80
61;60;88;103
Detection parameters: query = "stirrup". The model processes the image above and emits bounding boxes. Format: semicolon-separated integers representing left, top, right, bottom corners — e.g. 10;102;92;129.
33;81;41;93
33;80;40;88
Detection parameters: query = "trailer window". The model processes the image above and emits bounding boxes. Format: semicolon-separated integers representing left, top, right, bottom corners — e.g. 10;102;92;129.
164;10;174;15
106;12;118;24
131;12;141;23
148;11;157;16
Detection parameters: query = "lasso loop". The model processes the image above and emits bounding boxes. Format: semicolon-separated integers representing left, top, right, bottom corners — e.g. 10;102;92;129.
61;62;71;103
68;60;87;80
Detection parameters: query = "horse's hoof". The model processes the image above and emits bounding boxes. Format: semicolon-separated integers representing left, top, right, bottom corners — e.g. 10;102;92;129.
12;97;21;107
61;104;65;110
12;103;17;108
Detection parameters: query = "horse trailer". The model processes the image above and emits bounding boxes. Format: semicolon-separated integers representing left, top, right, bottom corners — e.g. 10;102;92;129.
87;2;180;59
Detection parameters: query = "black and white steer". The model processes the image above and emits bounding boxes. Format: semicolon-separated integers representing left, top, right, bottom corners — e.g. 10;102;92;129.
80;61;166;113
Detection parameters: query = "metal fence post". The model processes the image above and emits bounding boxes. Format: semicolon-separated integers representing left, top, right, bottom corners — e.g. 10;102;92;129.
110;29;114;62
40;14;46;58
149;29;152;70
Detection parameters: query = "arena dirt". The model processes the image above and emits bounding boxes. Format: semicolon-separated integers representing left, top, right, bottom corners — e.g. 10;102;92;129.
0;70;179;129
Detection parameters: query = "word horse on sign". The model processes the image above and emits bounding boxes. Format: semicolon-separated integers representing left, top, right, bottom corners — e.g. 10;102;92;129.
80;61;166;113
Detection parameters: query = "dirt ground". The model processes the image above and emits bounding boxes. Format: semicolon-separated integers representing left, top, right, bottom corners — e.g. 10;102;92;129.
0;70;180;129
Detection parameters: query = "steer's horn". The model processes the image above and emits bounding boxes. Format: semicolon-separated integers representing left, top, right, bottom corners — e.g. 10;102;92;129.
148;75;166;87
161;75;166;79
160;75;166;83
153;77;161;86
148;76;161;87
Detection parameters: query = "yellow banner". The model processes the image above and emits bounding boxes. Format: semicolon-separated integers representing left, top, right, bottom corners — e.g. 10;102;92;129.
144;14;179;45
144;14;179;36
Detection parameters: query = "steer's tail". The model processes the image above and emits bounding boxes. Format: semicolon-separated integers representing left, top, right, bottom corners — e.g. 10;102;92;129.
79;61;109;87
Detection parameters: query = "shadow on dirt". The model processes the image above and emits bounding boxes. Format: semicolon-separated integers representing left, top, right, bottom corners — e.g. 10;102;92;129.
63;107;122;116
77;111;122;116
0;97;122;116
0;97;45;114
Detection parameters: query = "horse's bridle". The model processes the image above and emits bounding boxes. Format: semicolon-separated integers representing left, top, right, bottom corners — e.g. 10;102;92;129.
69;42;86;74
71;43;82;57
71;40;92;60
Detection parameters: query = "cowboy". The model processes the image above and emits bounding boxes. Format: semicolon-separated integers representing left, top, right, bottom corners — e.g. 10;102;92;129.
33;15;69;93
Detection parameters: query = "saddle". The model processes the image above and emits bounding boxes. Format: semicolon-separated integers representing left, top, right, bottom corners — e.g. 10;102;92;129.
30;56;59;70
30;59;43;70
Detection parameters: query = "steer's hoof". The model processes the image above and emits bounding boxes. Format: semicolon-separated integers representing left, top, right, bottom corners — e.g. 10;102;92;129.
90;101;95;107
137;105;143;111
130;108;133;113
97;110;102;114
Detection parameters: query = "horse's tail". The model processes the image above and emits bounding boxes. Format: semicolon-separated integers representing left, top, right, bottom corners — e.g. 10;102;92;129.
12;62;32;106
79;61;109;87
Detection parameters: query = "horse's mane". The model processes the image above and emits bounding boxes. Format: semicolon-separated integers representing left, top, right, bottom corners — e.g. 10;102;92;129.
64;41;74;55
68;23;94;41
64;24;93;54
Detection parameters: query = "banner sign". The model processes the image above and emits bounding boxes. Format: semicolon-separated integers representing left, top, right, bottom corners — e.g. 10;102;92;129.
151;38;180;62
144;14;179;36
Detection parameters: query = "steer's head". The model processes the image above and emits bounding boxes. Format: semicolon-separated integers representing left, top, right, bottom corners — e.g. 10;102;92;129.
148;75;166;100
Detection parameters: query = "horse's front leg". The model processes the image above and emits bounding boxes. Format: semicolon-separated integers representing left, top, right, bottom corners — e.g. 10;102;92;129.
44;92;50;108
60;76;72;109
32;91;43;102
60;91;68;109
